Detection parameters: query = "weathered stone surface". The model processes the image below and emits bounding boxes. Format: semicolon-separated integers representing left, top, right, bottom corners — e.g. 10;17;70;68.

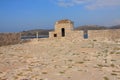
49;19;120;42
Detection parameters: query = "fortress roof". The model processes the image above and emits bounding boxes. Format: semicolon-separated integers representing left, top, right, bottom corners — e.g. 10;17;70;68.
57;19;73;24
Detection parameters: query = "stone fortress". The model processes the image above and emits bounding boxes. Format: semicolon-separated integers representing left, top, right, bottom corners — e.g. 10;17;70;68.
49;19;74;38
0;19;119;46
49;19;83;40
49;19;120;42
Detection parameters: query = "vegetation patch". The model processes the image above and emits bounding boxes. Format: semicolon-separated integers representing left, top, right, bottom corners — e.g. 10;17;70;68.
113;47;120;50
112;70;120;73
97;64;108;68
103;76;109;80
68;66;73;68
21;79;30;80
116;52;120;54
17;72;23;76
111;59;116;61
111;73;117;76
76;61;84;64
59;71;65;74
0;33;21;46
110;64;115;67
68;59;73;62
42;72;48;74
110;51;115;54
0;52;3;55
93;39;97;42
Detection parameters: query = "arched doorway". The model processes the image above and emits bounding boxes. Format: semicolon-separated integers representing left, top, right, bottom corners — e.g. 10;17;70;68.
61;28;65;37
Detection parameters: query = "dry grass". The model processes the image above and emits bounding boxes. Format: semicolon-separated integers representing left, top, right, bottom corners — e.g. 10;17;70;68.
0;33;20;46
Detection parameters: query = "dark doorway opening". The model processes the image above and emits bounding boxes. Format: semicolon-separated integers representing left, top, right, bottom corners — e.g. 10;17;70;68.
54;34;57;37
84;30;88;39
61;28;65;37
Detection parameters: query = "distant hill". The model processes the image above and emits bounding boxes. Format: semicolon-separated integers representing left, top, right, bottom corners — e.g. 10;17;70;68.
110;25;120;29
21;29;53;36
76;25;120;30
21;25;120;36
75;25;108;30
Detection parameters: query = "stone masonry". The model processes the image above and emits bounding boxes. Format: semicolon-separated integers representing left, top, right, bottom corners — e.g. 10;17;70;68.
49;19;120;42
49;19;83;40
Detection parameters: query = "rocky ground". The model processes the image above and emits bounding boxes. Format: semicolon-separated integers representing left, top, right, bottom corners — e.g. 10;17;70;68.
0;38;120;80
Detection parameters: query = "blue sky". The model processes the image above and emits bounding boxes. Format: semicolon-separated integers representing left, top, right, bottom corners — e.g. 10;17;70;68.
0;0;120;32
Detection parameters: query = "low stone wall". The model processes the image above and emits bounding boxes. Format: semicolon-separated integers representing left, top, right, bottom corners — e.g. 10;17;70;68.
0;33;21;46
65;30;84;41
49;30;84;41
49;29;120;42
88;29;120;42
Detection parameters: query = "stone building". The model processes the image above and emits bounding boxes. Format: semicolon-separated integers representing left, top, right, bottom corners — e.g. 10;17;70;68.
49;19;73;38
49;19;120;42
49;19;83;40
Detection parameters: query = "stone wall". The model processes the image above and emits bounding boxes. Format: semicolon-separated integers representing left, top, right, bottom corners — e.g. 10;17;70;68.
49;19;120;42
88;29;120;42
0;33;21;46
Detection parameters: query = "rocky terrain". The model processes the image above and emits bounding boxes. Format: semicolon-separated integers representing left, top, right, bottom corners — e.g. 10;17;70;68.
0;38;120;80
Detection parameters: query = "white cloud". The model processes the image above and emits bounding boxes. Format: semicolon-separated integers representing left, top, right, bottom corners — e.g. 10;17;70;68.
72;0;89;4
57;0;74;7
55;0;90;7
55;0;120;9
86;0;120;10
